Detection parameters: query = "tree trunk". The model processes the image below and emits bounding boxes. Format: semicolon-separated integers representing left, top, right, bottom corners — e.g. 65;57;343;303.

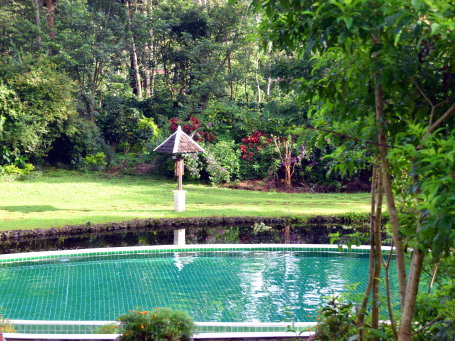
265;76;271;100
255;73;261;105
255;59;261;105
81;93;95;122
142;0;154;98
126;0;142;99
228;54;234;100
31;0;42;49
284;163;291;187
372;165;383;334
46;0;55;39
374;73;407;307
397;249;423;340
143;41;152;98
356;164;377;340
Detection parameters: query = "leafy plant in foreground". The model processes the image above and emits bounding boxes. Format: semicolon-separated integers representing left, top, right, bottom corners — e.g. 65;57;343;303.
118;308;196;341
0;315;15;333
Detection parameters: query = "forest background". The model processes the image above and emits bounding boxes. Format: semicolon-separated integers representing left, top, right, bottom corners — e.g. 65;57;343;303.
0;0;369;191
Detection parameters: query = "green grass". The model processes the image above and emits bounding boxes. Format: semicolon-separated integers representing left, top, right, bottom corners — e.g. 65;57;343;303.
0;169;371;231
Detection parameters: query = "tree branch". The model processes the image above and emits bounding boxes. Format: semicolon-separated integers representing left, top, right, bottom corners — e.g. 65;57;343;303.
412;79;451;128
427;101;455;136
304;125;394;148
412;79;434;107
412;317;442;336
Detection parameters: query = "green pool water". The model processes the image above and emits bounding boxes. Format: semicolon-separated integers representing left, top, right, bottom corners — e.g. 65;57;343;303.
0;251;397;322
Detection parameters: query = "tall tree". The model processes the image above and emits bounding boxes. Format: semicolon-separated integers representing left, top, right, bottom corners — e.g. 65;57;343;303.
252;0;454;339
45;0;56;39
125;0;142;98
31;0;43;49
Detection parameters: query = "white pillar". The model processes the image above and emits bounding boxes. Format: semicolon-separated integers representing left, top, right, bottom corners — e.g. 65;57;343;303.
173;190;186;212
173;228;186;245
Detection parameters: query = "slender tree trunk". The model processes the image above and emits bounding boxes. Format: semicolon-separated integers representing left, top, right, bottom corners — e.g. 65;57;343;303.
255;59;261;105
356;164;376;340
284;163;291;187
398;249;424;340
126;0;142;99
265;76;271;100
228;53;234;100
382;244;398;339
46;0;56;39
143;42;152;98
255;73;261;105
372;166;383;334
399;145;427;340
31;0;42;49
81;93;95;122
244;79;249;103
357;163;383;340
150;66;156;96
142;0;154;98
374;73;407;307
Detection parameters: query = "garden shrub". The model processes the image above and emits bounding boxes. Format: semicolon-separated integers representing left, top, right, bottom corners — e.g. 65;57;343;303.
0;152;35;181
205;140;240;184
183;140;240;185
413;271;455;340
46;116;108;167
118;308;196;341
183;152;204;179
239;131;279;180
0;58;77;161
314;296;357;340
81;152;108;171
199;99;255;141
98;95;160;154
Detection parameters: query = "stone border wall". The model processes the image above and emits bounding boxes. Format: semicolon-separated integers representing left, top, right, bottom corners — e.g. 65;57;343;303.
0;215;370;241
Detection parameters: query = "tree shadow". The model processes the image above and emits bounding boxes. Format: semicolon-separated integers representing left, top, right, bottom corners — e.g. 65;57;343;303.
0;205;63;213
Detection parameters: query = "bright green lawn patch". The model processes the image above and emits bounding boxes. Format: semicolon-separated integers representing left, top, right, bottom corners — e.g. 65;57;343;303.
0;169;371;231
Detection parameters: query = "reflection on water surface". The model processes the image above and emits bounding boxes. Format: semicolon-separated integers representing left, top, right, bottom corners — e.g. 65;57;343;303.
0;223;370;254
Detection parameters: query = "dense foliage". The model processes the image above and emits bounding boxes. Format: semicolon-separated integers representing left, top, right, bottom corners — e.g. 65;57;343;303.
0;0;354;189
252;0;454;339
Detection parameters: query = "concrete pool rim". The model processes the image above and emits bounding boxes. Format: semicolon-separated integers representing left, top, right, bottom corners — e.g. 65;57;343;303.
0;243;388;263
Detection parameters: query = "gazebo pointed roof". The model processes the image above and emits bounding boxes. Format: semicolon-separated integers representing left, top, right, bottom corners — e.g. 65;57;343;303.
154;125;205;154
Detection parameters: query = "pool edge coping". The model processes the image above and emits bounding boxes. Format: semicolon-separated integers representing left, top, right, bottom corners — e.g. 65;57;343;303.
0;243;393;263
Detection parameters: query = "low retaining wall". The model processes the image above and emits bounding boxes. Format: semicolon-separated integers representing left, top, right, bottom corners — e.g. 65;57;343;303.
0;215;369;241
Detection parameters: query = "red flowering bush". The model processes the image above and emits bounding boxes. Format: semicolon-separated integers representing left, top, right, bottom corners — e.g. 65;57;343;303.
169;116;215;142
239;131;278;179
239;131;272;160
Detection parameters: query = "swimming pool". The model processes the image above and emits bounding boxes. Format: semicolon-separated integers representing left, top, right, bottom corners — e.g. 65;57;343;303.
0;244;396;334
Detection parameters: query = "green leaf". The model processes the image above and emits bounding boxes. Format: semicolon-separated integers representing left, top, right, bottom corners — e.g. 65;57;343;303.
411;0;424;11
431;23;441;35
343;17;353;30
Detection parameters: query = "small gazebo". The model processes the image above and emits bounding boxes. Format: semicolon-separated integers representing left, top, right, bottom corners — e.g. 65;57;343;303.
154;126;205;212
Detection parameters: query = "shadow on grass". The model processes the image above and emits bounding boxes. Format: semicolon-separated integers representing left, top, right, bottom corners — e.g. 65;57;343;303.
0;205;64;213
28;170;173;186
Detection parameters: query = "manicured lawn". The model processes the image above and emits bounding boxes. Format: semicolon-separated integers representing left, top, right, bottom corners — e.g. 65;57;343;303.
0;169;371;231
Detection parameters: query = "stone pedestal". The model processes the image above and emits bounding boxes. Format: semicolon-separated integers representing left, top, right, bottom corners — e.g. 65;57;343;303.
173;190;186;212
173;228;186;245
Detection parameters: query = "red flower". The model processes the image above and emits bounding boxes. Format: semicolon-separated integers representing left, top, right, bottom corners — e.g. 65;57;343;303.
240;145;247;153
